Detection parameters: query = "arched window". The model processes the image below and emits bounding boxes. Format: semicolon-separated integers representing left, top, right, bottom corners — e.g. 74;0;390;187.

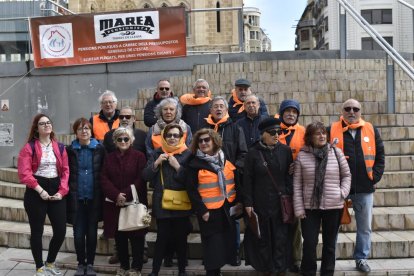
161;3;168;7
143;3;151;8
216;2;221;33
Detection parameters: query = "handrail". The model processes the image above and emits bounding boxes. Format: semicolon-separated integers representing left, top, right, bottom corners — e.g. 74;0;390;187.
45;0;75;15
398;0;414;10
336;0;414;80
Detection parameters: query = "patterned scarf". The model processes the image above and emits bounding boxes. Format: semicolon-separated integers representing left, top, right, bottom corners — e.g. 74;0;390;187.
196;149;227;198
310;144;329;209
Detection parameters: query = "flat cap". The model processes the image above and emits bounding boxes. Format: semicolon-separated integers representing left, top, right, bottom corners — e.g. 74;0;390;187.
235;78;251;87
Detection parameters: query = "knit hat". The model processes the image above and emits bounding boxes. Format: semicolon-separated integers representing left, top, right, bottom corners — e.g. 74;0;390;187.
279;99;300;116
258;117;281;134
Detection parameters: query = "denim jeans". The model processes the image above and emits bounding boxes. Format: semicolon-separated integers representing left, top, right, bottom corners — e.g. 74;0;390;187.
73;200;98;265
349;192;373;260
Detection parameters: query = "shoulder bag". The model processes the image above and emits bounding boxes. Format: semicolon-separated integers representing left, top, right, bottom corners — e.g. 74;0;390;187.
118;184;151;231
161;163;192;211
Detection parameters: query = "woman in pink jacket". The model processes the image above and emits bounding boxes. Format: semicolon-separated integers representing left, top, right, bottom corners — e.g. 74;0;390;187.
293;121;351;276
17;114;69;276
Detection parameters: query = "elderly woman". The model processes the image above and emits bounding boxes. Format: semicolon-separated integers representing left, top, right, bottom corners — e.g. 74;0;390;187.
185;128;239;276
66;118;105;276
18;114;69;276
145;97;192;157
293;121;351;276
241;117;293;276
101;127;147;276
143;124;192;276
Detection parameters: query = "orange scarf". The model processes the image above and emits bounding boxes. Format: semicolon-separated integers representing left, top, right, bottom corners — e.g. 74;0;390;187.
205;113;230;132
160;129;187;156
231;89;244;113
339;116;366;131
180;91;212;105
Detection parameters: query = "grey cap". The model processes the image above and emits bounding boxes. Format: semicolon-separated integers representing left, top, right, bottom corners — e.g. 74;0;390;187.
235;78;251;87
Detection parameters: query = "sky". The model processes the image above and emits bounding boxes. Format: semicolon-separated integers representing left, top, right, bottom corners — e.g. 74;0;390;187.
244;0;309;51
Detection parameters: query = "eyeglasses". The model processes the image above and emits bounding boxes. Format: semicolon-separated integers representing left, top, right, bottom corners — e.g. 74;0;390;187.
343;107;360;113
38;121;52;126
119;115;132;120
198;137;211;144
266;128;282;136
116;137;130;143
165;133;181;139
101;100;115;105
77;127;91;132
159;87;170;91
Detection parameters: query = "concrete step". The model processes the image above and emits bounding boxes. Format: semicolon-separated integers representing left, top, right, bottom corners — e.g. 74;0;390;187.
0;181;25;200
0;168;19;184
385;155;414;171
374;188;414;207
383;140;414;155
378;126;414;141
376;171;414;189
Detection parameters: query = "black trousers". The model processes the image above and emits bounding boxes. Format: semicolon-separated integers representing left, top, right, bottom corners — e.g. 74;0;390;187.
115;231;145;271
24;176;67;269
301;208;342;276
152;217;190;273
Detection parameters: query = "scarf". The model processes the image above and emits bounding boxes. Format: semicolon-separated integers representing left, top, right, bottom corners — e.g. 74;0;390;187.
205;113;230;132
153;118;187;135
160;129;187;156
180;91;212;105
279;122;297;140
231;89;244;113
310;144;329;209
340;115;366;131
196;149;227;198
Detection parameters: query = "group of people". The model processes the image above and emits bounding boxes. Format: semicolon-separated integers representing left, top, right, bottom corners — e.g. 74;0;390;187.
17;78;385;276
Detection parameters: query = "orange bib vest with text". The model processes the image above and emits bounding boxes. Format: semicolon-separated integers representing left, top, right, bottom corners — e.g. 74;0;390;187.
330;120;376;180
198;161;236;209
92;115;119;141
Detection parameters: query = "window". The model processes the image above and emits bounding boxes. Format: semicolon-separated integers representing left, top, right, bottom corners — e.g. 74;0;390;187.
361;36;393;50
324;17;329;32
216;2;221;32
248;15;257;26
361;9;392;24
301;30;310;41
250;31;255;40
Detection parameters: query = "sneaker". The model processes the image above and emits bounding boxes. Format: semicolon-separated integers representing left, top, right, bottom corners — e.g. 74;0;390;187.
127;269;141;276
116;268;127;276
74;264;85;276
45;262;62;275
356;259;371;273
34;266;47;276
86;264;97;276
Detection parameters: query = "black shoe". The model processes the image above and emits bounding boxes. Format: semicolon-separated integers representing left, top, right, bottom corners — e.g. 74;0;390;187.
178;272;188;276
74;264;85;276
85;264;97;276
147;273;158;276
289;264;300;273
230;250;241;266
108;253;119;264
356;259;371;273
163;257;173;267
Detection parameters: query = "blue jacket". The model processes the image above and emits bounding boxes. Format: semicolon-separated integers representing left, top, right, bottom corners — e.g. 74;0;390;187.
236;114;269;148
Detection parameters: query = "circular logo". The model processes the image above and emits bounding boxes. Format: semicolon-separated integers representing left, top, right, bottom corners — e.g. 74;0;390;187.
41;25;72;58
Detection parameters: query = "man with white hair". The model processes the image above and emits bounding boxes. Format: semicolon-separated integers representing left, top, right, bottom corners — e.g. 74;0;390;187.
90;90;120;142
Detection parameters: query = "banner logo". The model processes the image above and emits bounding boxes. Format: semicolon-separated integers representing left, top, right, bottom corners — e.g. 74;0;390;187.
39;23;74;59
94;11;160;43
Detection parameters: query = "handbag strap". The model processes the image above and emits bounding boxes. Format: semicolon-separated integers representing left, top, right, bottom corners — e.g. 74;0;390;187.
130;184;139;204
160;162;165;187
258;151;282;195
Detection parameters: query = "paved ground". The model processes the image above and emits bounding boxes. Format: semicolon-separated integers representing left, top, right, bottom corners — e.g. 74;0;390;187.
1;247;414;275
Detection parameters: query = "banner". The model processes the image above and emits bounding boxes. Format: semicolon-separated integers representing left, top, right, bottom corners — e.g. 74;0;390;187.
29;7;187;68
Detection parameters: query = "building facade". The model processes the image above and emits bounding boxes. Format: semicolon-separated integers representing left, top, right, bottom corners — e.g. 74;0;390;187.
296;0;414;52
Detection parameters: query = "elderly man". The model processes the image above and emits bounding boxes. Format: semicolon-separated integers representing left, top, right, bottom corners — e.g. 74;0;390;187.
205;96;247;266
180;79;212;133
329;99;385;273
144;79;174;127
236;94;268;148
228;78;268;122
90;90;120;141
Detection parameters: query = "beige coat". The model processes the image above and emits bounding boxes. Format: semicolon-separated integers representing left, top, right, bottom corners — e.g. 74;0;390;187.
293;144;351;217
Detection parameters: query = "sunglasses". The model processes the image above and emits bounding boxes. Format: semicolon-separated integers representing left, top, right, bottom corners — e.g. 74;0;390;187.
159;87;170;91
344;107;360;112
116;137;130;143
198;137;211;144
266;128;282;136
38;121;52;126
119;115;132;120
165;133;181;139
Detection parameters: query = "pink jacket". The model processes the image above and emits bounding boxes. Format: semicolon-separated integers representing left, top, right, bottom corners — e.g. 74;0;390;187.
17;139;69;196
293;144;351;217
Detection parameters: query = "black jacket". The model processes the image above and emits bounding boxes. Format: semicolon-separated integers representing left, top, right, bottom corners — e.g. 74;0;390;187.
228;97;268;122
142;148;192;219
182;101;211;134
328;124;385;194
207;118;247;170
242;141;293;218
103;128;147;155
236;114;269;148
143;92;176;127
66;142;106;224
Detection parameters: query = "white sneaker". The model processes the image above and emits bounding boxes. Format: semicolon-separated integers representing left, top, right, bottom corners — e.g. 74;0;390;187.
127;269;141;276
45;262;62;275
34;266;47;276
116;268;127;276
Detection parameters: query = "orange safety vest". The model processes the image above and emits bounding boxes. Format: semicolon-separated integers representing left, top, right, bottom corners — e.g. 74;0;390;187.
92;114;119;141
274;114;305;160
198;161;236;209
330;120;376;180
152;132;188;150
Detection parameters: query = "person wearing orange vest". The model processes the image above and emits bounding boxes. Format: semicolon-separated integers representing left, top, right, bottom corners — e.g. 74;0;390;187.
90;90;120;142
181;79;212;134
185;128;240;276
242;117;294;275
275;99;305;273
329;99;385;273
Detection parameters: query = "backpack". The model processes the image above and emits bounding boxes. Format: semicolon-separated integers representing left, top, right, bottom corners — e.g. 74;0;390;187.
29;140;65;158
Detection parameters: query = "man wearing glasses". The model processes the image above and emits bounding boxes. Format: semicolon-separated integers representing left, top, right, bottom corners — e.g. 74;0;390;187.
90;90;120;142
329;98;385;273
144;79;174;127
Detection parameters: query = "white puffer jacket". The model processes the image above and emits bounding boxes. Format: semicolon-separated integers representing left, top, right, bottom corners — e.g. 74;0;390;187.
293;144;351;217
